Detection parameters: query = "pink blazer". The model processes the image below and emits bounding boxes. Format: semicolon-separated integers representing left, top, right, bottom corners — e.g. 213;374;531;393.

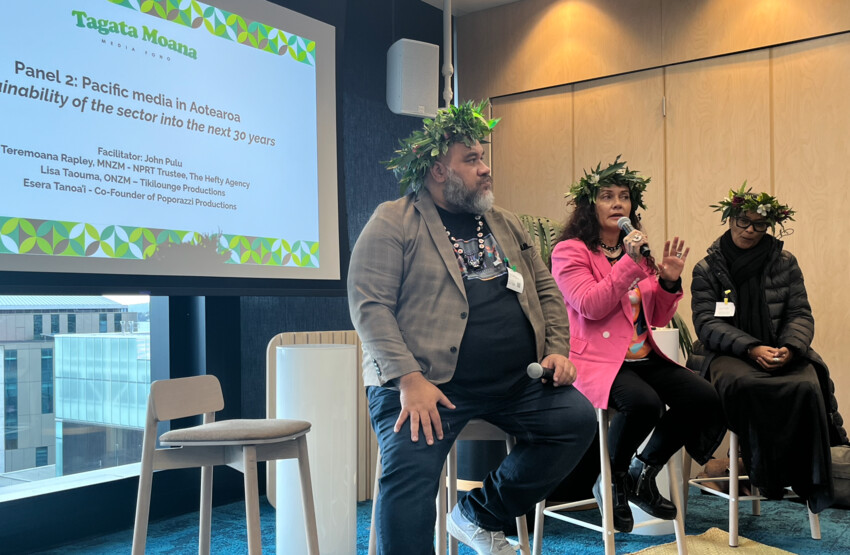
551;239;683;408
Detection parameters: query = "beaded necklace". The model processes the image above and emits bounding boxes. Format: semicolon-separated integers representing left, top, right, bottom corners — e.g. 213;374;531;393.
445;215;485;270
600;240;622;254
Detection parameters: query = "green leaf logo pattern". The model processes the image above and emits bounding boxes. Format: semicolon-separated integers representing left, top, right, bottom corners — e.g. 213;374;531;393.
221;233;319;267
108;0;316;65
0;216;316;267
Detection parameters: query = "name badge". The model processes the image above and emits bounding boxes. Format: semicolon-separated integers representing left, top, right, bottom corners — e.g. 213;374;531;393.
714;302;735;317
507;267;524;293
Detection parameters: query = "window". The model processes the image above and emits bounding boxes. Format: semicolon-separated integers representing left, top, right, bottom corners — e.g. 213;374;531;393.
33;315;43;340
0;296;152;497
42;348;53;414
36;447;48;467
4;349;18;451
114;316;122;333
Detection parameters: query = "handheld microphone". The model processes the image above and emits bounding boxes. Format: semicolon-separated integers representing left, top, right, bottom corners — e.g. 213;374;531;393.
527;362;555;381
617;216;651;258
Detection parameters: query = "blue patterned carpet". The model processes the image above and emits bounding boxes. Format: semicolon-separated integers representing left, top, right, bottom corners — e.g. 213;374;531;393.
29;488;850;554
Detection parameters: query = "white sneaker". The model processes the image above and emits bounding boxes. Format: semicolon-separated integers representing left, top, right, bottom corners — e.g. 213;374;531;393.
446;504;519;555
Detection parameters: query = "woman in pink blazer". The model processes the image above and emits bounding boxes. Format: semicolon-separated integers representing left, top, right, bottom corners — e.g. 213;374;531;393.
550;158;724;533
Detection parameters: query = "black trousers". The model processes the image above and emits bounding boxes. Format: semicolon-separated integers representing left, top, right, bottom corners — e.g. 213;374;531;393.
607;352;724;472
710;355;833;511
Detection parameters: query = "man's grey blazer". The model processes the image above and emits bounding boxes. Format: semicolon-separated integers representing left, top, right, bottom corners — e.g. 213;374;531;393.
348;187;570;388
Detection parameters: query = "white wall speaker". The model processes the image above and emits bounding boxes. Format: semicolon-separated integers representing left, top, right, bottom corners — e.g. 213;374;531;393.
387;38;439;118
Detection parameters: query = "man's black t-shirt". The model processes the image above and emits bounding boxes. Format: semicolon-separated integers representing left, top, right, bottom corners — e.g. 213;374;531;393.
436;206;536;397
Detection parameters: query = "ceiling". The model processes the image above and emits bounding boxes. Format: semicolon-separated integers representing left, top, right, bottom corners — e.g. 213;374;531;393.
420;0;522;17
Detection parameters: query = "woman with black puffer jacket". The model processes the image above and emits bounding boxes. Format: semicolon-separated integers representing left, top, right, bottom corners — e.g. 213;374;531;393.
689;185;848;514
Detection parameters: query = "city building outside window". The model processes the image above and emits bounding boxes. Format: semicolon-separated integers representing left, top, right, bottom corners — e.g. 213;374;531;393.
41;348;53;415
35;447;48;468
3;349;18;451
0;296;151;499
33;315;43;341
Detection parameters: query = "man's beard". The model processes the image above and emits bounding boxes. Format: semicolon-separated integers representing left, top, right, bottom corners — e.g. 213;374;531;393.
443;169;494;215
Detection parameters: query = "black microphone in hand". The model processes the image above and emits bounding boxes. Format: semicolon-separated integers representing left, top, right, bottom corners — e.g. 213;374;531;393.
617;216;651;258
527;362;555;381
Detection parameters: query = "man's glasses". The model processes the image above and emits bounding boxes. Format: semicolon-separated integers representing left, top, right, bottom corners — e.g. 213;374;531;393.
735;217;769;232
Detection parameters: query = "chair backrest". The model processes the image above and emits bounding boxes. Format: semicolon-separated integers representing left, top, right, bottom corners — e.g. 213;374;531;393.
149;374;225;423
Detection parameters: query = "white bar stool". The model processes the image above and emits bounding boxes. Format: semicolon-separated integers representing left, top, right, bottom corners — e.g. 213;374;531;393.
686;429;821;547
368;418;534;554
532;408;688;555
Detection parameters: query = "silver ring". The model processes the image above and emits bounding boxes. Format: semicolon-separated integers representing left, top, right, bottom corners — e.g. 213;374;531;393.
632;233;642;242
772;357;780;362
675;252;683;258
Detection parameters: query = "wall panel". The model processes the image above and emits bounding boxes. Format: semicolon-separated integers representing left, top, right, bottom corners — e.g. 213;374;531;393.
772;34;850;420
458;0;850;102
458;0;662;101
665;51;771;334
573;69;666;240
491;87;573;222
662;0;850;66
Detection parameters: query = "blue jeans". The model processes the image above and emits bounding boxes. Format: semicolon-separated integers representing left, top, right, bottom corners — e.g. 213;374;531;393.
368;379;595;555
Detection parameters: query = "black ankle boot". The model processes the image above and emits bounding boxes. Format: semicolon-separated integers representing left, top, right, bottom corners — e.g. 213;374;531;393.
628;457;677;520
592;472;634;533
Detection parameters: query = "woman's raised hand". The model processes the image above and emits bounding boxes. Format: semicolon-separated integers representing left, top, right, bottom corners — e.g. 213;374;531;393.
659;237;689;282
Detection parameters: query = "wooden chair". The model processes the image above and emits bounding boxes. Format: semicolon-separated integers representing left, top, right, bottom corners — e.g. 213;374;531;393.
369;419;535;555
132;374;319;555
686;429;821;547
532;408;689;555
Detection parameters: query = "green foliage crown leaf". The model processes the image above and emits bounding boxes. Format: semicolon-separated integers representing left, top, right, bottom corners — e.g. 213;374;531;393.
383;99;500;196
566;155;650;210
710;182;795;233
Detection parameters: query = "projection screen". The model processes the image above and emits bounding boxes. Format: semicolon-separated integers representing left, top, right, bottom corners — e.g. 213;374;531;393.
0;0;340;293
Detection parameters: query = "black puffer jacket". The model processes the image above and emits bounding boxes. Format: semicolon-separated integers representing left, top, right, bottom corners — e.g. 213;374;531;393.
689;236;848;446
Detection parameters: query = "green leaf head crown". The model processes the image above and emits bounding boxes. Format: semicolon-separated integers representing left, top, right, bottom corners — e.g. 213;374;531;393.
383;99;500;196
567;155;649;209
710;182;795;234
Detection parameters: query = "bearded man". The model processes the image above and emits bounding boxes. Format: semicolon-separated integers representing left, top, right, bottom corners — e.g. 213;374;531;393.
348;101;595;555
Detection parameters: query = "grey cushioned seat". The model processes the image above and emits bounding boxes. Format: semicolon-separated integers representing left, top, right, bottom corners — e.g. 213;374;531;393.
161;419;311;444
